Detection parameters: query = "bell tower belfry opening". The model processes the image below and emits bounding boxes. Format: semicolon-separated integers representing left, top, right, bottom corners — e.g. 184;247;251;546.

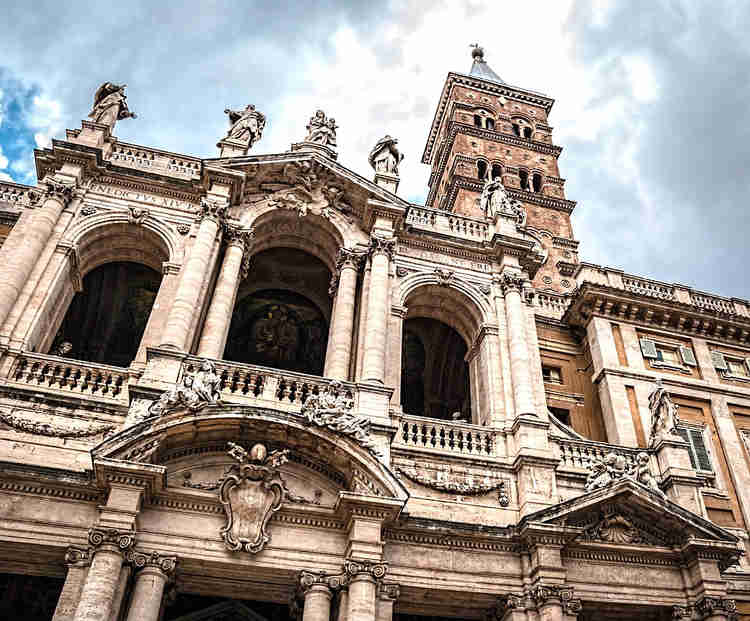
421;45;580;292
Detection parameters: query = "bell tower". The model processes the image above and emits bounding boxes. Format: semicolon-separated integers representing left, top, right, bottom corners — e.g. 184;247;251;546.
421;45;579;292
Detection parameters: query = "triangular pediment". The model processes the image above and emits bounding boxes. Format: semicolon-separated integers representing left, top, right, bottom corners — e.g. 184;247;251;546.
524;479;738;547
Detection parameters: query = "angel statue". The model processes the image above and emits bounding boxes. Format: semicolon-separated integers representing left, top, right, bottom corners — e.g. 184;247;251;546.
87;82;136;129
368;135;405;175
223;104;266;148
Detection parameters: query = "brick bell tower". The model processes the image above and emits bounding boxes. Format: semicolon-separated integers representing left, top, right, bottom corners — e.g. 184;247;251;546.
421;45;579;292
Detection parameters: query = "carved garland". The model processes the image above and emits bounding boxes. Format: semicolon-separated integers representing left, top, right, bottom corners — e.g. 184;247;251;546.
394;463;509;506
0;410;116;438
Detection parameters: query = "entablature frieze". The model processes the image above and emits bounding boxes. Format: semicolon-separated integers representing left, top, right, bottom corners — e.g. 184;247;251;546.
566;282;750;348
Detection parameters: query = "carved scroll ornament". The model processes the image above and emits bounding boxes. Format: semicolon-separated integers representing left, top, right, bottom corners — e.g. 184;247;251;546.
0;410;115;439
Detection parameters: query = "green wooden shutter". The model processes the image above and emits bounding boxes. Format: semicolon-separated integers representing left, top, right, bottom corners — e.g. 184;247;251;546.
689;429;713;471
640;338;658;359
679;346;697;366
676;427;697;469
711;351;728;371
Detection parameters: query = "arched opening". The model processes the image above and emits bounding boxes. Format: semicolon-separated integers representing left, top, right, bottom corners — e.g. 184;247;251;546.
523;126;533;139
519;169;530;191
473;114;482;127
491;163;503;180
512;123;521;137
51;261;162;367
477;160;488;180
532;172;543;193
401;318;470;421
224;248;331;375
486;117;495;130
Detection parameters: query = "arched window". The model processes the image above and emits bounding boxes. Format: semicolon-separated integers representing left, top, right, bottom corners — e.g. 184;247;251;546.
512;123;521;137
224;248;331;376
532;172;543;193
519;169;530;191
486;118;495;130
52;262;162;367
523;126;533;139
477;160;488;180
473;115;482;127
401;318;470;421
491;164;503;180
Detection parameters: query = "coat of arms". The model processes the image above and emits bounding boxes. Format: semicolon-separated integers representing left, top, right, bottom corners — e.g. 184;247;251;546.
219;442;289;554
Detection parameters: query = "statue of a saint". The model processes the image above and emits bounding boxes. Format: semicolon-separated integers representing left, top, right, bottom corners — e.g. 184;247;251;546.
193;360;222;403
223;104;266;147
148;360;222;417
479;177;524;222
648;379;680;445
368;135;404;175
304;110;337;148
87;82;136;129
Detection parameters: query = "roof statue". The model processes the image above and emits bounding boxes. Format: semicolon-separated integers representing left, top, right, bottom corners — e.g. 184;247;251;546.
304;109;338;149
87;82;136;130
479;176;525;223
368;135;404;176
223;104;266;148
469;44;505;84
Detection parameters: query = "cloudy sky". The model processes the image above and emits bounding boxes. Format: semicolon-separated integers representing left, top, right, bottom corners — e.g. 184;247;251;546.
1;1;749;299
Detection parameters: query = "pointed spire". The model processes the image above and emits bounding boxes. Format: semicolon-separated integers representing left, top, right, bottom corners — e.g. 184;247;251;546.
469;44;505;84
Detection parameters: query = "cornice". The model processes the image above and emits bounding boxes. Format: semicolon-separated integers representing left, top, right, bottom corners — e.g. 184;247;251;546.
92;175;201;203
423;73;555;164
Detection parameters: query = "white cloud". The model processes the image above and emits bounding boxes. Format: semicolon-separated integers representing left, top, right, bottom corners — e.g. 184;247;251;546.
0;146;8;170
0;172;13;182
28;93;65;148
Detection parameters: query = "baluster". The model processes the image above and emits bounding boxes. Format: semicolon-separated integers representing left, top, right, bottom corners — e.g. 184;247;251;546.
401;421;408;443
429;425;436;448
439;427;446;449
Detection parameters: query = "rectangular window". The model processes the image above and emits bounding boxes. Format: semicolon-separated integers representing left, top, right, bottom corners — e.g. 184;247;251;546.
726;358;750;377
677;426;713;472
542;365;562;384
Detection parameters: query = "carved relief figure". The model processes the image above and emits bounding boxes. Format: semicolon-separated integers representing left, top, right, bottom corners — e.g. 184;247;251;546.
635;451;664;495
648;379;680;445
368;135;404;175
148;360;222;416
304;110;337;148
302;380;382;457
223;104;266;147
585;451;632;492
87;82;136;129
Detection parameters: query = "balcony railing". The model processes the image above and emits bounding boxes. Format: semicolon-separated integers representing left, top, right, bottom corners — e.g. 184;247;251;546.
622;276;675;301
392;413;497;458
8;353;129;402
405;205;489;242
554;436;642;472
690;291;735;315
535;292;570;320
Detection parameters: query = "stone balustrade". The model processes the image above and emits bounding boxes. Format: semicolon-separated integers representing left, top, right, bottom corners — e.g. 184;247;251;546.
109;144;201;179
535;292;570;320
554;436;641;472
392;413;497;458
181;357;355;411
576;263;750;318
8;353;129;402
405;205;489;242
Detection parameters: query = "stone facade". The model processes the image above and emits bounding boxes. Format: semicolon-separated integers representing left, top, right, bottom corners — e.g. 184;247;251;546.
0;50;748;621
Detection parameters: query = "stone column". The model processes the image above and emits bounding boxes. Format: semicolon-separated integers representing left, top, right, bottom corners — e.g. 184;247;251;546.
160;197;226;351
500;273;535;418
299;573;334;621
52;547;92;621
108;565;132;621
695;597;737;621
345;560;387;621
361;237;395;384
530;586;582;621
325;248;365;380
74;528;136;621
375;583;399;621
0;177;74;332
124;551;177;621
196;225;254;359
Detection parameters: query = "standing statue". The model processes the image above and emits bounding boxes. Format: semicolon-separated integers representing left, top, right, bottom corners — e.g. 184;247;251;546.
479;177;524;223
87;82;136;129
368;135;404;175
304;110;338;148
193;359;222;403
648;379;680;445
223;104;266;148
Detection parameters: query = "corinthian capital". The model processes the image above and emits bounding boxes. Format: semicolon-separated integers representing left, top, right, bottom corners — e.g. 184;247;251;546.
369;235;396;260
29;177;75;207
126;549;178;575
344;559;388;581
88;527;136;552
198;197;228;224
337;247;366;271
695;596;736;617
499;272;527;297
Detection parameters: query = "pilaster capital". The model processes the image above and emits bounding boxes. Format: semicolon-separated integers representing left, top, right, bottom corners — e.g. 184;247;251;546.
487;593;525;619
88;527;136;553
498;272;526;297
337;247;367;272
298;569;348;594
368;235;396;260
198;196;228;224
29;176;76;207
64;546;93;568
672;605;693;620
378;582;400;601
344;558;388;581
529;585;580;614
125;549;178;576
694;596;736;619
223;223;255;279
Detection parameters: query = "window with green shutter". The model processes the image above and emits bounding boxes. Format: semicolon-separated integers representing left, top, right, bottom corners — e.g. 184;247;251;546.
677;426;713;472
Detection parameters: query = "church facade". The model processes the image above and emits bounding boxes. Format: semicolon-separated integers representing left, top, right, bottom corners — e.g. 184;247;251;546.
0;48;748;621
